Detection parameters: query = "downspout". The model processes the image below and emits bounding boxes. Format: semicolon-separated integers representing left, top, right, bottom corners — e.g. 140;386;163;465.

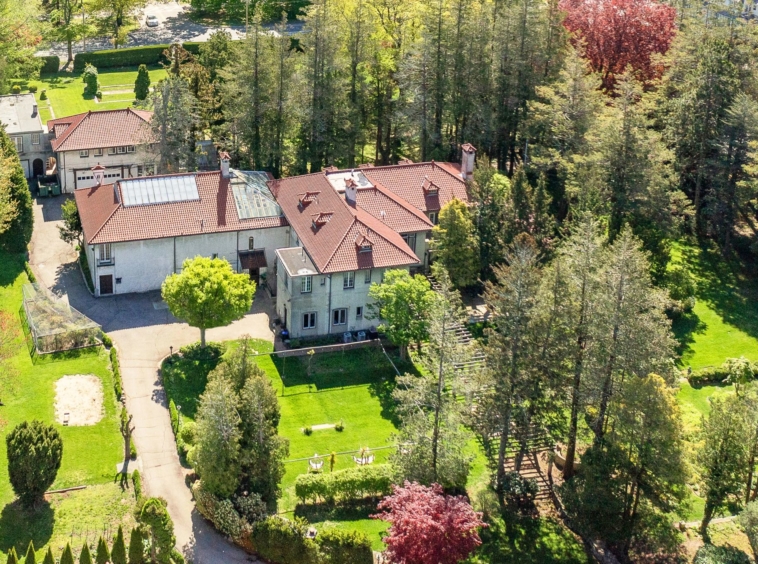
92;245;98;296
173;237;176;273
327;273;333;335
236;231;240;272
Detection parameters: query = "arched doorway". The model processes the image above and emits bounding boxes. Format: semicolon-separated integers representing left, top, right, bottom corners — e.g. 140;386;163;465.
32;159;44;178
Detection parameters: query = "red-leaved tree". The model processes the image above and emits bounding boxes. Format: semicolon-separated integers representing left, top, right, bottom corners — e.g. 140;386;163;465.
372;482;486;564
559;0;677;90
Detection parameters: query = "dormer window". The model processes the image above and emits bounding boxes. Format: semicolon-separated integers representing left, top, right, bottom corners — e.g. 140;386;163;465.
298;191;321;207
311;211;333;229
422;176;439;195
356;233;374;252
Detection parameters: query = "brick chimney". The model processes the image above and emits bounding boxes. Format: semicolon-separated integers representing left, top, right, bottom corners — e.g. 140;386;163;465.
461;143;476;180
219;151;231;178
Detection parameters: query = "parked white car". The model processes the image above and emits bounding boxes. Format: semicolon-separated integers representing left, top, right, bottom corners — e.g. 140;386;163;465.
145;15;159;27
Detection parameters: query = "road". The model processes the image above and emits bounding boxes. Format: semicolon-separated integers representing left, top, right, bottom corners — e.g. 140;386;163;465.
37;1;303;57
28;195;272;563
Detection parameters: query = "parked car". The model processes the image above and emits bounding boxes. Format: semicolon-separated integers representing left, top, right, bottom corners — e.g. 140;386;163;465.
145;15;159;27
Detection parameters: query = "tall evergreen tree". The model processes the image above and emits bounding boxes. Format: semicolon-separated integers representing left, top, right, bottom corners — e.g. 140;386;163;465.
94;537;109;564
149;76;199;174
22;543;34;564
431;198;479;288
78;543;92;564
111;525;127;564
0;127;33;252
127;527;144;564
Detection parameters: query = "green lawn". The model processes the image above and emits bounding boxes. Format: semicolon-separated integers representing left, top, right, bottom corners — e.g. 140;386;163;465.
0;253;130;558
23;66;168;120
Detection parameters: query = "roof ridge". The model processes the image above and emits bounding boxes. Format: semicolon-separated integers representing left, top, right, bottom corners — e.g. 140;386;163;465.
321;216;359;271
369;180;433;225
50;111;89;150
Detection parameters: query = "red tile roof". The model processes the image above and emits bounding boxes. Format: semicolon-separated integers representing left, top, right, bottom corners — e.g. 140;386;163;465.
269;173;419;274
48;108;153;152
353;182;433;233
361;161;468;212
75;171;287;245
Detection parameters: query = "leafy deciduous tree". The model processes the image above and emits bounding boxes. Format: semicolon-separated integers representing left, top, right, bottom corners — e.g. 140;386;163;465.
431;199;479;288
372;481;485;564
58;198;82;246
162;256;255;347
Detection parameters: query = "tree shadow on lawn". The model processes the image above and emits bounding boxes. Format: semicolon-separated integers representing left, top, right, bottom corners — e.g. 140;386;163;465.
671;311;707;363
0;499;54;556
161;356;221;420
471;515;592;564
294;500;380;523
272;347;409;391
0;252;25;288
681;243;758;341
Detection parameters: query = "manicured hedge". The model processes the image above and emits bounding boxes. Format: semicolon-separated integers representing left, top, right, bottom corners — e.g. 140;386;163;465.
38;55;60;74
132;469;142;500
688;362;758;386
111;347;123;400
317;527;373;564
250;517;319;564
295;464;393;504
73;41;213;72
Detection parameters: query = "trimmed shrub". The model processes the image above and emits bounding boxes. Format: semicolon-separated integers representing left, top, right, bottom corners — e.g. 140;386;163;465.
110;347;123;400
303;426;312;436
132;469;142;500
179;341;226;361
102;333;113;348
213;498;245;539
38;55;60;74
82;63;99;96
295;464;393;504
250;517;319;564
28;85;38;93
317;527;373;564
39;90;47;101
233;492;267;524
179;421;197;446
335;420;344;432
130;441;137;460
11;85;21;94
169;399;180;436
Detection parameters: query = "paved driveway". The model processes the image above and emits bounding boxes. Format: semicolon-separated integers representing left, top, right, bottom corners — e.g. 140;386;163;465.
37;1;303;57
29;195;270;563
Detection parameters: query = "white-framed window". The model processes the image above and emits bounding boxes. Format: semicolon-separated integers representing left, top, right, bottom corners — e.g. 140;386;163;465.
363;269;371;284
343;271;355;289
428;212;438;225
31;133;40;145
402;233;417;252
98;243;112;264
127;145;135;153
117;146;127;154
301;276;312;293
108;147;116;155
303;312;316;329
356;306;363;318
248;236;254;250
332;308;347;325
79;149;89;158
136;165;144;177
12;137;22;153
94;148;103;156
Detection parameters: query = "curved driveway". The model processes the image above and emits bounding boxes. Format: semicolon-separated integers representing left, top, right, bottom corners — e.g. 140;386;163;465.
29;196;269;563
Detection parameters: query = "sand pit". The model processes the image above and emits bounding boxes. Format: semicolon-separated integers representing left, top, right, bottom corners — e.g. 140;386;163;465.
55;375;104;426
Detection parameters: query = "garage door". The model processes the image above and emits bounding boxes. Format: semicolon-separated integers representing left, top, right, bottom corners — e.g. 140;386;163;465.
75;168;122;189
20;160;30;178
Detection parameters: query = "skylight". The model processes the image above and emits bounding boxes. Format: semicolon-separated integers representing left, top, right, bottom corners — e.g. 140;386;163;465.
120;175;200;207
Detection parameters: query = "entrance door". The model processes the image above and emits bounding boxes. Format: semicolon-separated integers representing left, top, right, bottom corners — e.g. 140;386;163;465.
249;267;259;286
99;274;113;295
32;159;44;178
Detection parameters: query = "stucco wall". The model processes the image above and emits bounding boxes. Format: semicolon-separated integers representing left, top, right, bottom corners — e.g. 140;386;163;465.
88;225;289;295
276;260;410;339
58;147;158;192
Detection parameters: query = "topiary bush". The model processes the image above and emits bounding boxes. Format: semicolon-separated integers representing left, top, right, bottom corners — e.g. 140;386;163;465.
179;421;197;446
250;517;319;564
82;63;100;96
295;464;393;504
132;469;142;500
102;333;113;348
38;55;60;74
28;85;38;93
169;399;180;436
11;85;21;94
110;347;123;401
39;90;47;100
688;361;758;386
317;527;373;564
